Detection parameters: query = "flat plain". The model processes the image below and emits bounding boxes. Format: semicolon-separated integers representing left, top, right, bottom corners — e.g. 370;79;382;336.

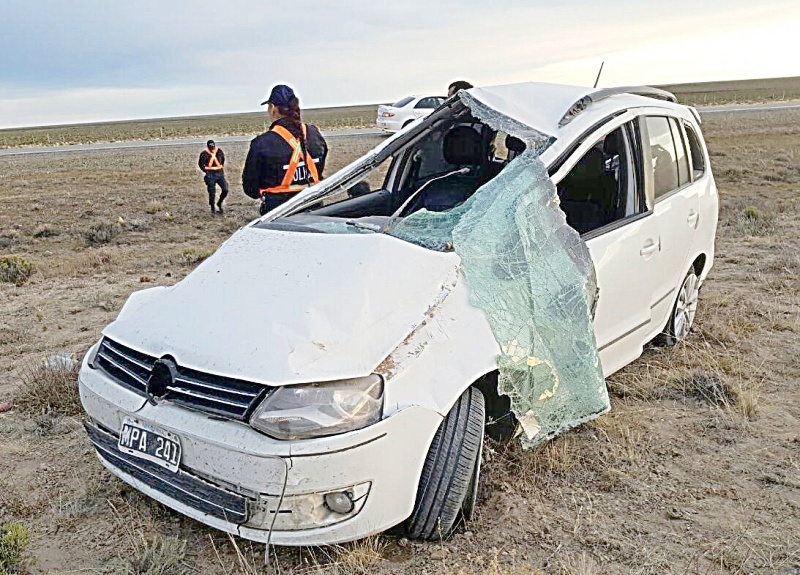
2;76;798;148
0;107;798;574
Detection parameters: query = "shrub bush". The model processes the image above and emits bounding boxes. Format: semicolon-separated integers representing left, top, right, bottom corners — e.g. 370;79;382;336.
14;356;82;417
83;222;120;246
0;256;34;286
0;522;30;574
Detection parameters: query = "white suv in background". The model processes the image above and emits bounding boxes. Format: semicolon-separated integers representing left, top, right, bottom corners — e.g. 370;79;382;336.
79;82;717;546
376;95;445;132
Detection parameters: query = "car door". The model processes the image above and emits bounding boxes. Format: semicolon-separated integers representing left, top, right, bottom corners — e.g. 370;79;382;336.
554;120;661;376
413;97;436;119
640;115;700;329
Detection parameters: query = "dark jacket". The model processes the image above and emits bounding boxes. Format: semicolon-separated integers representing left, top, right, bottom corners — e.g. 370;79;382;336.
198;148;226;173
242;119;328;199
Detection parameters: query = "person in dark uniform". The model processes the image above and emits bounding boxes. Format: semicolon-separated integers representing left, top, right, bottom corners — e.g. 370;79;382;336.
198;140;229;214
242;85;328;215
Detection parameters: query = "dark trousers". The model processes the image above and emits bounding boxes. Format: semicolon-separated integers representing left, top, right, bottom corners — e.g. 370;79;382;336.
204;172;229;207
259;192;299;215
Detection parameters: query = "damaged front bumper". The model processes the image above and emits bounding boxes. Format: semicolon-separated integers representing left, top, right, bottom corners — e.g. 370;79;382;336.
79;359;443;545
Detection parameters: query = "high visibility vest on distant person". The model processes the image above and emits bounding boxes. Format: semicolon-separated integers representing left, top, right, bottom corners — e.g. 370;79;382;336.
205;148;224;171
259;124;321;195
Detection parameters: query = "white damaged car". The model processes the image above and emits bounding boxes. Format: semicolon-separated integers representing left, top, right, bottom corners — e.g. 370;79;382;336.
79;82;718;545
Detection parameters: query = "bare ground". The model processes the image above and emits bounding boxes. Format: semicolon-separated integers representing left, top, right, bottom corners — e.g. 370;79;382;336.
0;111;798;574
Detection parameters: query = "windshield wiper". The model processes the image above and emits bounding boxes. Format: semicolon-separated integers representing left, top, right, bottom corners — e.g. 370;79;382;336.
345;220;383;232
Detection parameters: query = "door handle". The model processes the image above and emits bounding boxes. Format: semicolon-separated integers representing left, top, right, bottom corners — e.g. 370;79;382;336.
639;239;660;256
687;211;699;227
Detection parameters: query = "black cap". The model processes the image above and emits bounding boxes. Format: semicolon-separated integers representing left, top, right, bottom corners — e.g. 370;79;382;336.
206;139;215;148
261;84;296;107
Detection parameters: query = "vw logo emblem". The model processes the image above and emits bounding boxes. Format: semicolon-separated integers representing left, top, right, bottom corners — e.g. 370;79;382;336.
147;358;178;404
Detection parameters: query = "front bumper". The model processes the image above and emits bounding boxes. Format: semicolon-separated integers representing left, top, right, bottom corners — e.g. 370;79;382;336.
79;362;443;545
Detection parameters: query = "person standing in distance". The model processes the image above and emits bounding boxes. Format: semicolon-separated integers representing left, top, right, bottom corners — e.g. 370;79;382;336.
447;80;473;98
198;140;229;214
242;85;328;215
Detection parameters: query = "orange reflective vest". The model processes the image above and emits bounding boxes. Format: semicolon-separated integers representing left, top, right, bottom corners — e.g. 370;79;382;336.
204;148;223;171
259;124;320;195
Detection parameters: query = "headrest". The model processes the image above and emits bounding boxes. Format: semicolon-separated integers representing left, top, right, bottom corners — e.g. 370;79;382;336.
443;125;483;166
505;135;526;154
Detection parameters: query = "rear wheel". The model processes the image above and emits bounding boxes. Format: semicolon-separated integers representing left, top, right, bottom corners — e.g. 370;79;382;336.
662;269;700;345
402;119;414;129
405;387;485;540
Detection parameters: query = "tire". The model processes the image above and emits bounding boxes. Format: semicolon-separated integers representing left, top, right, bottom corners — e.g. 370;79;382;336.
661;269;700;346
461;424;484;521
405;387;485;540
402;119;414;129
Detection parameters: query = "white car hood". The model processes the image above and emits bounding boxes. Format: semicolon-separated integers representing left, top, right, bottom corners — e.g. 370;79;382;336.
104;227;461;386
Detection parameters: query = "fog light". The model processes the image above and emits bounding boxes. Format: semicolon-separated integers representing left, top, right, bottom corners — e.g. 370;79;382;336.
324;491;354;514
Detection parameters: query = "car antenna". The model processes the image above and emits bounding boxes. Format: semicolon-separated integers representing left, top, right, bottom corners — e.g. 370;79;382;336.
593;61;605;89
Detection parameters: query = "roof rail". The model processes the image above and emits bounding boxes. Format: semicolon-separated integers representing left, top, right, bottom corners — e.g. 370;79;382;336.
559;86;679;127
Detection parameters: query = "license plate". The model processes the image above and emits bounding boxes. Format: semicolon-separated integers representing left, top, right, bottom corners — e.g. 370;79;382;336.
118;417;182;472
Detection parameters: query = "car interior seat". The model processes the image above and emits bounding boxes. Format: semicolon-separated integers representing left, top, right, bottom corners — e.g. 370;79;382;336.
417;125;486;212
558;146;617;234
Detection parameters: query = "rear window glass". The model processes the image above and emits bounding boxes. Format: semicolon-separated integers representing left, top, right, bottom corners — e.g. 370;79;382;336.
392;96;414;108
645;116;679;199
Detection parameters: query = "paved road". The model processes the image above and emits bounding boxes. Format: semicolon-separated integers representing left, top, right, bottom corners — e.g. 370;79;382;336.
699;101;800;114
0;128;385;158
2;101;798;158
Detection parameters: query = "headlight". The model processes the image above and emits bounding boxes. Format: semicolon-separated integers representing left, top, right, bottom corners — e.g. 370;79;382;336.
250;375;383;440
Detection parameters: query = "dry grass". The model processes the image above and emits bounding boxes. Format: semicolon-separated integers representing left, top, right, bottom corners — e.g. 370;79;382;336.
174;247;216;266
13;357;81;417
125;534;190;575
0;522;31;574
658;76;800;105
0;104;380;148
31;224;59;238
145;200;165;214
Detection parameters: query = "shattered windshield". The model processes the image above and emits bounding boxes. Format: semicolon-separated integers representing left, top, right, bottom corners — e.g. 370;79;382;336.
260;93;609;446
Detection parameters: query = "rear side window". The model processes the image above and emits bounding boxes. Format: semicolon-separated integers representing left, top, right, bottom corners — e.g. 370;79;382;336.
669;119;691;186
392;96;414;108
684;124;706;180
645;116;680;199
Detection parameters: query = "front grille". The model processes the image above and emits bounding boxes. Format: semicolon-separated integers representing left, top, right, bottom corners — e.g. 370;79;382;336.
85;422;251;524
94;337;268;420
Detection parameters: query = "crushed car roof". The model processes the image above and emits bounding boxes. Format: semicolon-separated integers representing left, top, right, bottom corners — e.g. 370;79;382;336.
464;82;679;138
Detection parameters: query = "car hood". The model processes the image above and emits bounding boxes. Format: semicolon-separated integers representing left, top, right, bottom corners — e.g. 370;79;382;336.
104;227;461;386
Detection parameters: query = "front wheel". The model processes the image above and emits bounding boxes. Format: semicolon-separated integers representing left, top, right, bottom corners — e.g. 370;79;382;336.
405;387;485;540
662;269;700;345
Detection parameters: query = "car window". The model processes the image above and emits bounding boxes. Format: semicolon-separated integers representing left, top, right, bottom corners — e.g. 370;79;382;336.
557;124;639;235
645;116;680;199
669;118;691;187
683;123;706;180
415;97;437;109
392;96;414;108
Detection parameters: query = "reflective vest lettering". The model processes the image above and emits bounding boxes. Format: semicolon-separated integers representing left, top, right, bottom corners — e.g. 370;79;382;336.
259;124;320;195
205;148;223;171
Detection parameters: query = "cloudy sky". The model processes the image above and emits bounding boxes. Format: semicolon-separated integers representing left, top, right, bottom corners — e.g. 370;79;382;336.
1;0;798;128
